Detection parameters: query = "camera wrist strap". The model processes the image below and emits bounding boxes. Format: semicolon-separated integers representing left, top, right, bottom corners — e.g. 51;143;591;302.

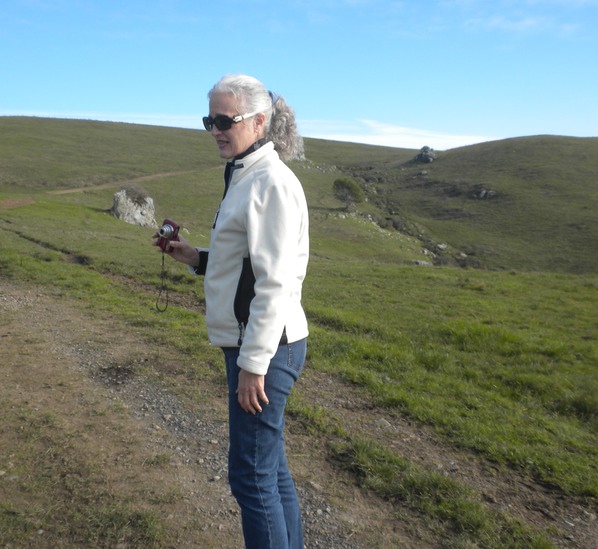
155;252;169;312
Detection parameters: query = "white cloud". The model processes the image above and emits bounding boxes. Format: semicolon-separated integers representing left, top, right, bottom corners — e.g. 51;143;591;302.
299;118;499;150
464;14;552;33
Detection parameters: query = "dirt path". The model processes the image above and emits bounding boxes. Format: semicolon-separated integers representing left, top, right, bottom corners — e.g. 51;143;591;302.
0;198;36;209
0;172;195;212
44;171;196;195
1;281;596;548
0;282;409;548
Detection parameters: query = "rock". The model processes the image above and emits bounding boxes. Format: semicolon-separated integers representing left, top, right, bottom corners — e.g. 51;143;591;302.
413;146;436;164
472;188;497;200
110;185;158;228
375;418;392;429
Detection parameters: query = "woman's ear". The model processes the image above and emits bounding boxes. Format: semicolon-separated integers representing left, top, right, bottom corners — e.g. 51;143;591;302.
254;112;267;135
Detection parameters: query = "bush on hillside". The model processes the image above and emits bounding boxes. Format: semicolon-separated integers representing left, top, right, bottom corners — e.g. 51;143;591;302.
333;177;364;209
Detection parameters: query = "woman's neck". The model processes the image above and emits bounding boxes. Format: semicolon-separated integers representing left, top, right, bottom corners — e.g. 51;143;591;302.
233;137;268;161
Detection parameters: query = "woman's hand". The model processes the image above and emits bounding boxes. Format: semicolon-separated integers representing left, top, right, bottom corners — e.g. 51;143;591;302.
237;369;269;414
152;232;198;266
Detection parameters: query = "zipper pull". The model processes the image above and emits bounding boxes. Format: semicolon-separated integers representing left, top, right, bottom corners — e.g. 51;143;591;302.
237;322;245;346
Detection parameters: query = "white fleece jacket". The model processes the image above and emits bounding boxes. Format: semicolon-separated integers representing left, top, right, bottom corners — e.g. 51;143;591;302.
194;142;309;375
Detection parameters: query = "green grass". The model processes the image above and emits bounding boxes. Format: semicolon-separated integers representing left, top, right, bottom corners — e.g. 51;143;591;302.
333;438;554;548
286;395;557;547
0;116;217;190
334;134;598;273
1;117;597;547
304;263;598;497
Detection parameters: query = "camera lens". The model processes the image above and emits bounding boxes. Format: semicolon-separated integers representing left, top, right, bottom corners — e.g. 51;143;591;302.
159;224;175;238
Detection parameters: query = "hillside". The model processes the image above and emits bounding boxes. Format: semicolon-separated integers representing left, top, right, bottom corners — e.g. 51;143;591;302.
2;116;597;274
1;117;597;548
329;135;598;274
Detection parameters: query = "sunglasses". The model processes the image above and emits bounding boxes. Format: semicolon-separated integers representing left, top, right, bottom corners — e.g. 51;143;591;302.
202;111;259;131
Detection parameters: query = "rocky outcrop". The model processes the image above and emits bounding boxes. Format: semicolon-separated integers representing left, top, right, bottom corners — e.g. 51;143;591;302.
413;146;436;164
110;185;158;228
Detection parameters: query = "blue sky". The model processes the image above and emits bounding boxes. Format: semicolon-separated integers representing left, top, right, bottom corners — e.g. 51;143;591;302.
2;0;597;150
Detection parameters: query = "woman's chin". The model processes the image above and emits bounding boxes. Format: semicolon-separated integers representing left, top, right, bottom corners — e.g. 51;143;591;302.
217;143;233;159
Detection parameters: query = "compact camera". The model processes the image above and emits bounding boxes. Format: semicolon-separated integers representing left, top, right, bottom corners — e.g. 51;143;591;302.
157;219;180;252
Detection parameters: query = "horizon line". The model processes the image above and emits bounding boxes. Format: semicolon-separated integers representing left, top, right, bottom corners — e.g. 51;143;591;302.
2;110;593;151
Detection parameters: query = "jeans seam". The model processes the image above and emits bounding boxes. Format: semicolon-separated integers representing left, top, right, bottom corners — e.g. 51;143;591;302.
253;414;275;548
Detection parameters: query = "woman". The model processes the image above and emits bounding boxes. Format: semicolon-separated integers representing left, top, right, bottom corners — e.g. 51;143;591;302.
158;74;309;549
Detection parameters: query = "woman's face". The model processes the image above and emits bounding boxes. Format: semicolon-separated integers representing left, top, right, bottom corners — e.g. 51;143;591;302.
208;92;264;159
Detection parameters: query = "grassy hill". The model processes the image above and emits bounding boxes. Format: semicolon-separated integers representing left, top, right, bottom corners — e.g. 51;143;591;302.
330;135;598;273
1;117;597;548
2;117;597;273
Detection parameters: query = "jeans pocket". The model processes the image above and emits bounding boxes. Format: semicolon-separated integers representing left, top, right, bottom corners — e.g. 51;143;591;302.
287;339;306;376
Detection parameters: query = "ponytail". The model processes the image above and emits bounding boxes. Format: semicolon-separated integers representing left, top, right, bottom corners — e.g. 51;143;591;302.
209;74;304;162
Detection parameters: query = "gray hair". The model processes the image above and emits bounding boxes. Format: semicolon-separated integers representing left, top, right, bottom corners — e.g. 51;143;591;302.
208;74;304;162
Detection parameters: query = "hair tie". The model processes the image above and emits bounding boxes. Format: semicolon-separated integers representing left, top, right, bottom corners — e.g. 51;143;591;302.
268;90;279;105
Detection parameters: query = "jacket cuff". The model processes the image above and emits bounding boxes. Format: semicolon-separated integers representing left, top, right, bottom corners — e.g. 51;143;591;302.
237;357;269;376
188;249;209;275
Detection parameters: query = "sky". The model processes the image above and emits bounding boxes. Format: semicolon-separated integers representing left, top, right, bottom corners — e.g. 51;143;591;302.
1;0;597;150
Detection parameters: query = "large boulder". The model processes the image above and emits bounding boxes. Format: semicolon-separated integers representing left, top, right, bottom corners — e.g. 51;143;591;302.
413;146;436;164
111;185;158;228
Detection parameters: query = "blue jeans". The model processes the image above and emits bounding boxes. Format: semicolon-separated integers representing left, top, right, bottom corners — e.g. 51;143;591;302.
223;339;306;549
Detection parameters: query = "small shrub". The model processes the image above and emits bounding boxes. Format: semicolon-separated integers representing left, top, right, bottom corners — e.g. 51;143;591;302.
333;177;364;208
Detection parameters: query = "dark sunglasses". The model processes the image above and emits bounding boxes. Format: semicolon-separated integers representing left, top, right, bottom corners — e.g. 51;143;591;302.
202;111;259;131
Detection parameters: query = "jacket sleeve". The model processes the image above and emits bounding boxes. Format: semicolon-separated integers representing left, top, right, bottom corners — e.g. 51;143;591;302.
237;174;307;375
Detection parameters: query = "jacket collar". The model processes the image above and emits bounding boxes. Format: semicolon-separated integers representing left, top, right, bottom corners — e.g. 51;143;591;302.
222;140;275;197
232;138;269;162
